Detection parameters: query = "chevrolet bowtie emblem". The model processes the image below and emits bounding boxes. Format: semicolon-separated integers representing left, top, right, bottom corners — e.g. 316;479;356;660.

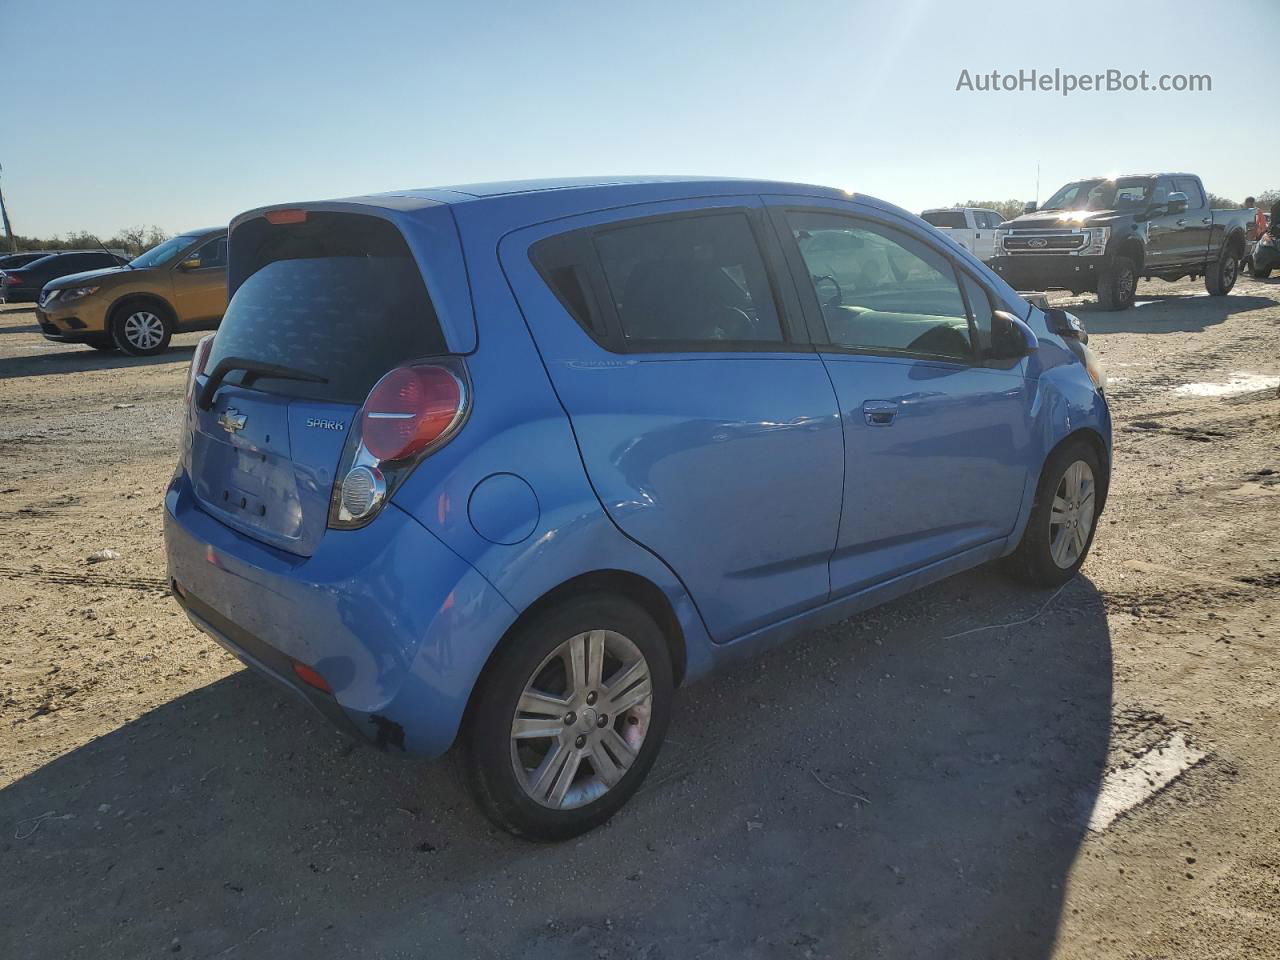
218;407;247;434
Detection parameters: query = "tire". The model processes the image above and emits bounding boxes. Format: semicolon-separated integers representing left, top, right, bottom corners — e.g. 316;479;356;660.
110;301;173;356
1205;244;1240;296
1096;256;1137;311
463;593;673;841
1006;439;1104;587
1250;258;1272;280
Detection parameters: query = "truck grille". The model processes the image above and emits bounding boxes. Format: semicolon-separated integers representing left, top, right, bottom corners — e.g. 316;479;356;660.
1002;233;1086;253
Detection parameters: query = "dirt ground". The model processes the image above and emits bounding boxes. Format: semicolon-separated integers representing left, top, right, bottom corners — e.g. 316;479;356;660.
1;277;1278;959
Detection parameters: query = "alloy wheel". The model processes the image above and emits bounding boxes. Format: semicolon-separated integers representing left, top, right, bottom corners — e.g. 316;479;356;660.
510;629;653;810
1048;459;1096;569
123;311;165;350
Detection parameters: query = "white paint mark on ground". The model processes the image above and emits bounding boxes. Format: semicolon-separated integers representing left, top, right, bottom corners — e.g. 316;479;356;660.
1088;732;1207;833
1174;372;1280;398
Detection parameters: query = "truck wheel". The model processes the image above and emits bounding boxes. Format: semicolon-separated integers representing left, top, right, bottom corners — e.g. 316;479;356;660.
1205;245;1239;296
1096;257;1136;310
463;593;673;841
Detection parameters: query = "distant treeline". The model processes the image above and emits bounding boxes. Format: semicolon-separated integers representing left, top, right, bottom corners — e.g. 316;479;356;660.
4;225;170;257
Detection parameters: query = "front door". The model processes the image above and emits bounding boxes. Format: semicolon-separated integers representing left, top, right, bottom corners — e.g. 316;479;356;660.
500;201;845;642
767;199;1033;596
171;235;228;325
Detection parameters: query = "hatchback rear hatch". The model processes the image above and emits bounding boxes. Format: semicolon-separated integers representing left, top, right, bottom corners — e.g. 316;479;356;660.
187;209;454;557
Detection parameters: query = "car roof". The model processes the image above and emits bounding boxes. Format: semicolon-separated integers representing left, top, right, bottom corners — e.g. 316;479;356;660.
393;175;849;202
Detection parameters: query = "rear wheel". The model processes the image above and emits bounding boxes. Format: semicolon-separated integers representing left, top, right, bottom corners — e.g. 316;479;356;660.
1096;256;1137;310
111;302;173;356
1205;244;1239;296
1250;257;1272;279
463;594;673;841
1006;439;1104;587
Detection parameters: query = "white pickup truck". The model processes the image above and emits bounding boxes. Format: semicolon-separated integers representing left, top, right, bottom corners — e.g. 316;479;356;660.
920;207;1006;261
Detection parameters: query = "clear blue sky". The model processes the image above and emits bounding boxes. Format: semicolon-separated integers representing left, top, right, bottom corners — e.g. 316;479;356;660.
5;0;1278;238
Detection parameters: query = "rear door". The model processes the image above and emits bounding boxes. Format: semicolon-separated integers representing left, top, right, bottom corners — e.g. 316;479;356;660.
189;211;449;557
766;197;1032;596
500;199;845;643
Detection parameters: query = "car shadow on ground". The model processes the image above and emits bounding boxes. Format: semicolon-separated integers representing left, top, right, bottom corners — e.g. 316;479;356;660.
0;570;1112;959
1073;293;1273;335
0;344;195;380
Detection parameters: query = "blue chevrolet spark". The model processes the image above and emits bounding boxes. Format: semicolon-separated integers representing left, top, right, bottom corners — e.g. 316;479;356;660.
165;177;1111;839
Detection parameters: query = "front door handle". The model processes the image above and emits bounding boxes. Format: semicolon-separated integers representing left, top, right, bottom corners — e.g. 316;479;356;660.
862;400;898;426
1176;218;1187;226
1201;217;1211;224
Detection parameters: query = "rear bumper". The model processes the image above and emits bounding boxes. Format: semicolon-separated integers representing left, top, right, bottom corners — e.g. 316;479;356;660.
990;255;1107;291
164;472;518;757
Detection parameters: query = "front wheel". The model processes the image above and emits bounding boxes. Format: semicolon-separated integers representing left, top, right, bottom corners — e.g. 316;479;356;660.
1096;256;1137;311
1205;246;1239;296
463;594;673;841
1006;440;1104;587
111;304;173;356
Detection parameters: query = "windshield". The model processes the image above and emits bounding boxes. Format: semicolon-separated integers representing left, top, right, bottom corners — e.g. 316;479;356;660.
1041;178;1155;212
129;234;199;268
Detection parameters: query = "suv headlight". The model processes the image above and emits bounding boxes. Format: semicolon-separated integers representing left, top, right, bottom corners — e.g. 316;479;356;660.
1079;226;1110;256
61;286;100;301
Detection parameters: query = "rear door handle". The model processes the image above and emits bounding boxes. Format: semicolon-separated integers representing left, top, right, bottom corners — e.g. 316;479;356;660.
862;400;898;426
1201;217;1211;224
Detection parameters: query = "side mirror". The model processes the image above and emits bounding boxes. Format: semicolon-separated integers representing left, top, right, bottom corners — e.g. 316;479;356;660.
1044;307;1088;343
1165;192;1188;216
1023;201;1038;214
989;310;1039;359
177;257;201;271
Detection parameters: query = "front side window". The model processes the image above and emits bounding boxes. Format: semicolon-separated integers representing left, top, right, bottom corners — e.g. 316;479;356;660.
787;211;972;361
187;236;227;269
592;213;784;345
1173;177;1205;208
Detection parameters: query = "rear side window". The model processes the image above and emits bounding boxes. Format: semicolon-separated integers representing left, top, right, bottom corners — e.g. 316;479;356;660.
593;213;783;344
921;211;968;229
210;212;446;404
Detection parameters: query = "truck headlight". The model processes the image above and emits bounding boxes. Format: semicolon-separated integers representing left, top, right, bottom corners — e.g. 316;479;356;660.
995;228;1011;250
1080;227;1110;256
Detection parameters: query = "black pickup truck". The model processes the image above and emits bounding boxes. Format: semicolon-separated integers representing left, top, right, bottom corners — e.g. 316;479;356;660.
990;173;1254;310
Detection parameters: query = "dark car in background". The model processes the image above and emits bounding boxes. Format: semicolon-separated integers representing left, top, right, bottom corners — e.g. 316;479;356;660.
0;252;59;271
0;250;128;302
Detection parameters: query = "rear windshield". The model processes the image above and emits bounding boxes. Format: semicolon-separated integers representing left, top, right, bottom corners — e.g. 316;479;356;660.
209;213;446;404
921;211;967;229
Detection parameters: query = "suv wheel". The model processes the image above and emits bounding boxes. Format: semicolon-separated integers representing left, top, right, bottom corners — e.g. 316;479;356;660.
1006;439;1104;587
1096;256;1137;311
1205;245;1239;296
111;303;173;356
463;594;673;841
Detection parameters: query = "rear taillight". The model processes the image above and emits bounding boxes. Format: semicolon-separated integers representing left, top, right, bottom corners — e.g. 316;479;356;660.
361;365;463;461
185;334;215;404
329;360;469;529
2;273;21;284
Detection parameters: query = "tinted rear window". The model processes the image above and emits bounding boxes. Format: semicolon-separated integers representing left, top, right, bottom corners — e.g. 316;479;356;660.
921;211;967;229
210;213;446;404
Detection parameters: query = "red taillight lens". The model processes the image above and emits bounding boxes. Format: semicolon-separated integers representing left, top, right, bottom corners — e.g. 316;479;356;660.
186;334;215;400
3;273;21;284
361;365;463;461
291;661;332;694
265;209;307;225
